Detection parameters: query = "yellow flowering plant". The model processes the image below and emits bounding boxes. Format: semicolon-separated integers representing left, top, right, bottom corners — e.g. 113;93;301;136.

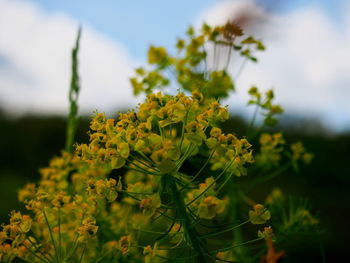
0;22;318;263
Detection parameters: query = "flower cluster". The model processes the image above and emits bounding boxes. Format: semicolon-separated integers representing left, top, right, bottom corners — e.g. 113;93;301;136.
131;22;265;99
77;91;253;178
248;86;284;127
256;133;285;169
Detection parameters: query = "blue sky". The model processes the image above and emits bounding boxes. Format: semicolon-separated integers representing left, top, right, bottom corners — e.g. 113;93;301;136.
0;0;349;131
29;0;345;59
30;0;217;59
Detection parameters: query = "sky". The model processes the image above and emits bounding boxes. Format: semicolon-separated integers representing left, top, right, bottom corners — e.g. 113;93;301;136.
0;0;349;132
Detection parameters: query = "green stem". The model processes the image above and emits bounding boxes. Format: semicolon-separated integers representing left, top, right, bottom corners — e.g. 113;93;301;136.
247;104;259;138
166;173;211;263
234;57;247;80
43;210;59;263
129;153;159;172
21;242;50;263
248;162;291;190
65;27;81;153
186;160;234;207
58;208;62;261
228;178;245;260
176;143;194;171
210;237;263;254
124;165;159;176
24;236;51;263
19;226;52;263
78;245;86;263
200;220;250;239
137;151;156;166
224;45;233;69
180;146;217;192
179;104;192;154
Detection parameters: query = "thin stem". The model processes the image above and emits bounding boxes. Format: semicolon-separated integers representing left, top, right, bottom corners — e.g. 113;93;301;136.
137;151;156;166
153;208;177;222
215;170;235;193
158;121;164;140
155;253;198;261
126;159;158;175
66;211;85;260
166;173;210;263
248;162;291;190
95;253;108;263
179;103;192;154
206;252;237;263
228;177;246;260
180;146;217;192
186;159;234;207
213;42;218;71
24;236;51;263
124;164;159;176
65;27;81;153
202;45;208;77
118;190;153;195
58;208;62;261
210;237;263;253
234;57;247;80
154;215;177;242
176;143;194;171
132;228;183;235
224;45;233;70
43;210;59;263
19;227;52;263
200;220;250;239
129;153;159;172
78;245;86;263
247;104;259;138
21;242;50;263
238;190;256;206
66;233;81;260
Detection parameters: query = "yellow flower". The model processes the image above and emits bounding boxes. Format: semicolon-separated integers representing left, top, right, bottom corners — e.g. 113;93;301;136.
77;218;98;242
249;204;271;224
139;194;161;217
258;226;273;240
198;196;226;219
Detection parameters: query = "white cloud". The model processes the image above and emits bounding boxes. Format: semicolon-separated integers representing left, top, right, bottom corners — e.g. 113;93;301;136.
197;0;350;131
0;0;139;116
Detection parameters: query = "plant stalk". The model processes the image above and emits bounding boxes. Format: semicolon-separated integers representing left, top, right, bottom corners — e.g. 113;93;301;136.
65;27;81;153
166;173;211;263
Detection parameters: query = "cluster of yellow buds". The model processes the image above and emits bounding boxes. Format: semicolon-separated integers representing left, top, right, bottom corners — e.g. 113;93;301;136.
291;142;314;164
131;22;265;99
86;178;120;202
207;129;254;175
1;156;103;263
256;133;285;168
249;204;271;225
248;86;284;127
76;91;252;179
77;218;98;242
186;177;227;220
0;211;32;261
